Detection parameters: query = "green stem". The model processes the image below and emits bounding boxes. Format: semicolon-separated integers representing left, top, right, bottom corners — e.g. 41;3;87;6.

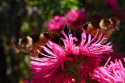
69;69;81;83
75;76;80;83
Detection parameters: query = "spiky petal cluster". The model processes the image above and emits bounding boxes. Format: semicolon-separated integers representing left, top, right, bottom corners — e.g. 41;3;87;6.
27;29;112;83
91;57;125;83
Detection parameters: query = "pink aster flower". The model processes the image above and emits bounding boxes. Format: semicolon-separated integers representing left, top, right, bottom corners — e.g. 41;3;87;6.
27;29;112;83
91;57;125;83
47;15;66;31
65;9;88;29
105;0;119;9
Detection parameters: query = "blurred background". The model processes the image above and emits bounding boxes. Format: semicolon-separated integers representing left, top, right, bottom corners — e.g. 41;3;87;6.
0;0;125;83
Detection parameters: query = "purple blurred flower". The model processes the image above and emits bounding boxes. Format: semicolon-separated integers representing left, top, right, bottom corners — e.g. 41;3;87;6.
65;9;88;29
47;15;66;31
105;0;119;9
33;6;38;12
91;57;125;83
